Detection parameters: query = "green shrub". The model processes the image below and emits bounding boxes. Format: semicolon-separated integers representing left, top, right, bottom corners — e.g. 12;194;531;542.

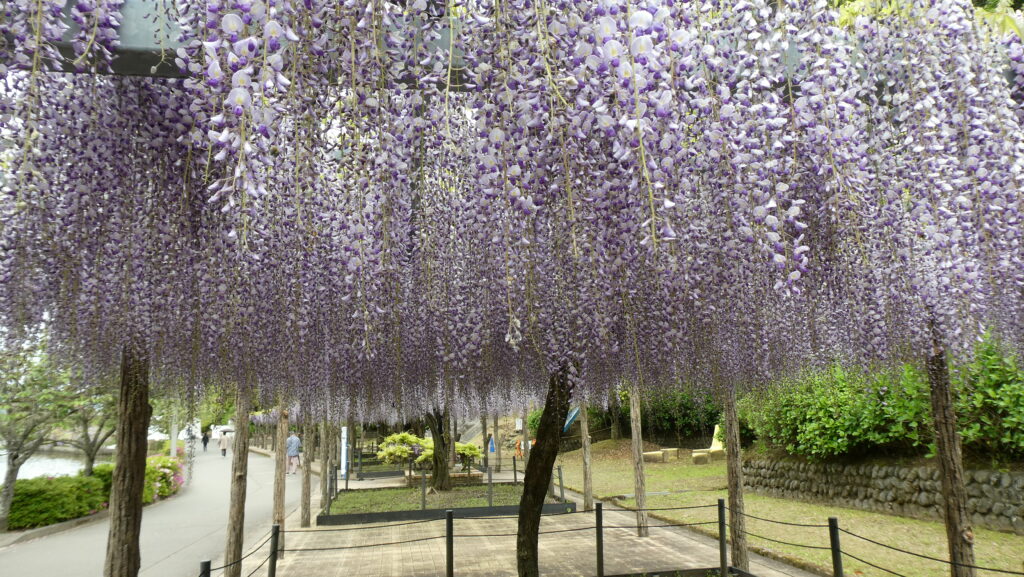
91;463;115;495
143;456;185;503
377;431;426;465
739;338;1024;461
739;364;932;461
956;340;1024;457
527;409;543;438
6;476;107;529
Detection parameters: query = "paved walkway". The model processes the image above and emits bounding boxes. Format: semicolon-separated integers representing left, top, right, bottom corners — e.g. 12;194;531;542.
234;482;820;577
0;445;312;577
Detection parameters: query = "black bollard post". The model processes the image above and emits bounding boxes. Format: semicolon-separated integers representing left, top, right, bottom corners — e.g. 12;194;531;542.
488;466;494;507
558;465;565;503
199;560;211;577
829;517;844;577
358;447;363;479
421;470;428;510
718;499;727;577
268;524;280;577
513;456;518;485
596;502;604;577
446;509;455;577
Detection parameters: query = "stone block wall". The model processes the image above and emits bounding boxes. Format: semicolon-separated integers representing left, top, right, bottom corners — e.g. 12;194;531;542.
742;459;1024;534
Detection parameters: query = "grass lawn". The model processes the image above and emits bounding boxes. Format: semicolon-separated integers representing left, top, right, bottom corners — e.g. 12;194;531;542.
557;440;1024;577
328;483;555;515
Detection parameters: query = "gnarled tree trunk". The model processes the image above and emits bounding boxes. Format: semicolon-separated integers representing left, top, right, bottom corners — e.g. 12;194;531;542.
628;383;648;537
104;342;152;577
724;383;749;571
516;367;573;577
273;408;288;558
424;409;451;491
223;386;251;577
319;422;331;511
301;422;312;528
927;338;976;577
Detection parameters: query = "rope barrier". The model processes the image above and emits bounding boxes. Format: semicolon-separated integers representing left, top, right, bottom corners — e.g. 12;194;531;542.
285;517;445;532
604;521;718;530
841;551;912;577
738;528;833;551
839;528;1024;575
282;535;446;552
630;504;718;512
725;509;829;528
207;534;274;571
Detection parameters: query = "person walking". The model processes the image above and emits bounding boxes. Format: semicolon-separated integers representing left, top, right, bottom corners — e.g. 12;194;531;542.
286;431;301;474
201;431;210;452
218;430;230;457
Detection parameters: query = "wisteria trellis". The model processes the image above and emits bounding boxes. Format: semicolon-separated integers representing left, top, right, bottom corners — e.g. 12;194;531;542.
0;0;1021;573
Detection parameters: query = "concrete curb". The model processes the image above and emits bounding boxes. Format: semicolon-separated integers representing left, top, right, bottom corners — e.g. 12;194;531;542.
0;510;110;549
0;449;274;550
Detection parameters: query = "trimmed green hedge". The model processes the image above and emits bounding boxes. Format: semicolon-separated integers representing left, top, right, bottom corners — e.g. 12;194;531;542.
739;339;1024;462
3;456;185;530
7;476;107;530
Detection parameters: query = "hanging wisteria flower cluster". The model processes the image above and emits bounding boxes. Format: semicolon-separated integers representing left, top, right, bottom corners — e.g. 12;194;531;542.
0;0;1021;423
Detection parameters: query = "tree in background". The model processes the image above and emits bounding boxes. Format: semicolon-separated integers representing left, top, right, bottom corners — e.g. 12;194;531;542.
66;381;118;476
0;338;77;531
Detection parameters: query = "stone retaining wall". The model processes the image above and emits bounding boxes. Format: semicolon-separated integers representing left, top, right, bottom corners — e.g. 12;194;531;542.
743;459;1024;534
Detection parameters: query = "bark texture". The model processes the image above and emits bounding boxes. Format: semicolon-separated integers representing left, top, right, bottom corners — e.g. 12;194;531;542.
0;455;21;532
724;383;749;571
104;343;152;577
223;386;251;577
927;342;976;577
481;411;489;470
273;409;288;557
301;422;312;528
609;390;622;440
580;404;593;512
319;422;331;510
516;367;572;577
628;384;649;537
424;409;451;490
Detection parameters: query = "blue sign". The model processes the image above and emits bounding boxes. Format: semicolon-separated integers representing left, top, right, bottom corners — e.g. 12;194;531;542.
488;435;496;453
563;407;581;433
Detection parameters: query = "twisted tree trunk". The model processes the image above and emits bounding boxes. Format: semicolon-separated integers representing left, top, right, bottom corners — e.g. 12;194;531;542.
301;422;312;528
424;409;451;491
223;386;251;577
319;422;331;511
927;338;976;577
629;383;649;537
104;342;151;577
724;383;749;571
516;367;573;577
272;409;288;558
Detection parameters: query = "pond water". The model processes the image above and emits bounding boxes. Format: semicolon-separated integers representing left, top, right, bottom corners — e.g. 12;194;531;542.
0;449;113;480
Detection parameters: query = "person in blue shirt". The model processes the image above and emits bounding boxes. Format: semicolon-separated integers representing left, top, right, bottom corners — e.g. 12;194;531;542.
286;431;302;474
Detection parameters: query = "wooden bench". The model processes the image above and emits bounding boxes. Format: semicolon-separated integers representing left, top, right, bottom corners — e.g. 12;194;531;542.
692;425;726;464
661;448;679;460
642;450;665;463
